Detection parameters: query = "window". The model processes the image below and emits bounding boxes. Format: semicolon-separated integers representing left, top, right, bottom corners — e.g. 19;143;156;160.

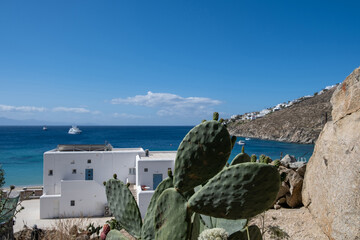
87;159;91;164
144;168;148;172
129;168;136;175
70;200;75;206
71;160;75;164
48;170;53;176
72;169;77;174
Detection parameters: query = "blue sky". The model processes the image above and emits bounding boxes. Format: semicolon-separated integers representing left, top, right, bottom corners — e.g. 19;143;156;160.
0;1;359;125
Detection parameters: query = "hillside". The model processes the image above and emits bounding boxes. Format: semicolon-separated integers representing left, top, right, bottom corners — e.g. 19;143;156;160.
227;87;337;144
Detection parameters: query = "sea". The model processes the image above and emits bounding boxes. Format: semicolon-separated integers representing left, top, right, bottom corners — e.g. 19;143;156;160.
0;126;314;187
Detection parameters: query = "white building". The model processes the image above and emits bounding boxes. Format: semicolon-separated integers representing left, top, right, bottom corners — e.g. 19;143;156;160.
40;144;175;219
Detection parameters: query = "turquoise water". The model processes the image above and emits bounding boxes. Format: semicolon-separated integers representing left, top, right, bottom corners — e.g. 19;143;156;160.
0;126;314;187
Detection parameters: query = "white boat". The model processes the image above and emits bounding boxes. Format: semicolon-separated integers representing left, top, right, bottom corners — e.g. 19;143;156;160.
43;126;47;131
245;138;251;141
68;126;82;134
237;140;246;145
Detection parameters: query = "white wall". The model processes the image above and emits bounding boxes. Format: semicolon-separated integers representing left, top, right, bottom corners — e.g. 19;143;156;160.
43;149;145;195
59;180;106;218
41;148;145;219
40;195;60;219
136;159;174;189
137;187;154;218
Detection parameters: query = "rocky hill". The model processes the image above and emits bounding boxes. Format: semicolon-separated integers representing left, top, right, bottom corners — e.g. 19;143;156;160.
227;87;337;144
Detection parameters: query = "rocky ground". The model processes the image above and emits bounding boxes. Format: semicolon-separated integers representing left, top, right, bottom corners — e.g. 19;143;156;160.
227;87;335;144
250;207;329;240
13;208;328;240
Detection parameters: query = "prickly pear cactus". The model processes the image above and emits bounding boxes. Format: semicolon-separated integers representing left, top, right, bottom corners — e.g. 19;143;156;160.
230;146;251;165
105;178;142;238
155;188;191;240
106;229;128;240
188;163;280;219
213;112;219;121
141;177;174;240
251;154;257;163
199;215;248;236
272;159;280;168
216;218;248;236
174;120;232;193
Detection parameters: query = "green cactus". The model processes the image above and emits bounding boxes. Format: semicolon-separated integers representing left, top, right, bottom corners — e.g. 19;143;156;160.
264;156;272;164
188;163;280;219
104;113;280;240
213;112;219;121
251;154;257;163
272;159;280;168
259;154;266;163
141;177;174;240
230;146;251;165
106;230;128;240
154;188;191;240
105;179;142;238
173;120;232;193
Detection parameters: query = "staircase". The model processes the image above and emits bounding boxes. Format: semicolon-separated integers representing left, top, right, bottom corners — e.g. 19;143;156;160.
129;184;138;201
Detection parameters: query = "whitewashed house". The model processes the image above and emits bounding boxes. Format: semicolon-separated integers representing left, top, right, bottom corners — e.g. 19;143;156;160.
40;144;175;219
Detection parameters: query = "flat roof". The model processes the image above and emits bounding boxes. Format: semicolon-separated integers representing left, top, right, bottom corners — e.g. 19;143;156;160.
46;146;144;153
139;151;176;160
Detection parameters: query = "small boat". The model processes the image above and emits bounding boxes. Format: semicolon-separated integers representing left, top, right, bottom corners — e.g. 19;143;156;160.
245;138;251;141
237;140;246;145
68;126;82;134
43;126;47;131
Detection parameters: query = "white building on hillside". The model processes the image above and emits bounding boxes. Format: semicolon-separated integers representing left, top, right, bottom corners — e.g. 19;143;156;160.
40;144;175;219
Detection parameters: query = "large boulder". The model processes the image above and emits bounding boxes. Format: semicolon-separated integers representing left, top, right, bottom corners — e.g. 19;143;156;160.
302;67;360;239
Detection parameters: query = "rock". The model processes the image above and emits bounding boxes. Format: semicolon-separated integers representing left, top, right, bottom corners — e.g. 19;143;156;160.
296;164;306;178
285;170;303;208
276;182;290;199
303;67;360;240
289;161;306;169
274;204;281;210
280;155;296;168
276;197;286;205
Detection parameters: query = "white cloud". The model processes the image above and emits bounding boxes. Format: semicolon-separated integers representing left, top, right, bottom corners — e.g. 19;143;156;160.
113;113;144;119
111;91;221;116
53;107;91;113
0;104;46;112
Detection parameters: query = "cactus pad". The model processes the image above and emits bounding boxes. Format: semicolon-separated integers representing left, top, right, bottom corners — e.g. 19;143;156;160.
230;146;250;165
141;177;174;240
216;218;248;236
230;152;251;165
188;163;280;219
155;188;191;240
174;120;232;193
105;179;142;238
106;230;128;240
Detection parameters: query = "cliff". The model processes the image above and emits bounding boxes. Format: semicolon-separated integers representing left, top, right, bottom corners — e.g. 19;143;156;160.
227;87;336;144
